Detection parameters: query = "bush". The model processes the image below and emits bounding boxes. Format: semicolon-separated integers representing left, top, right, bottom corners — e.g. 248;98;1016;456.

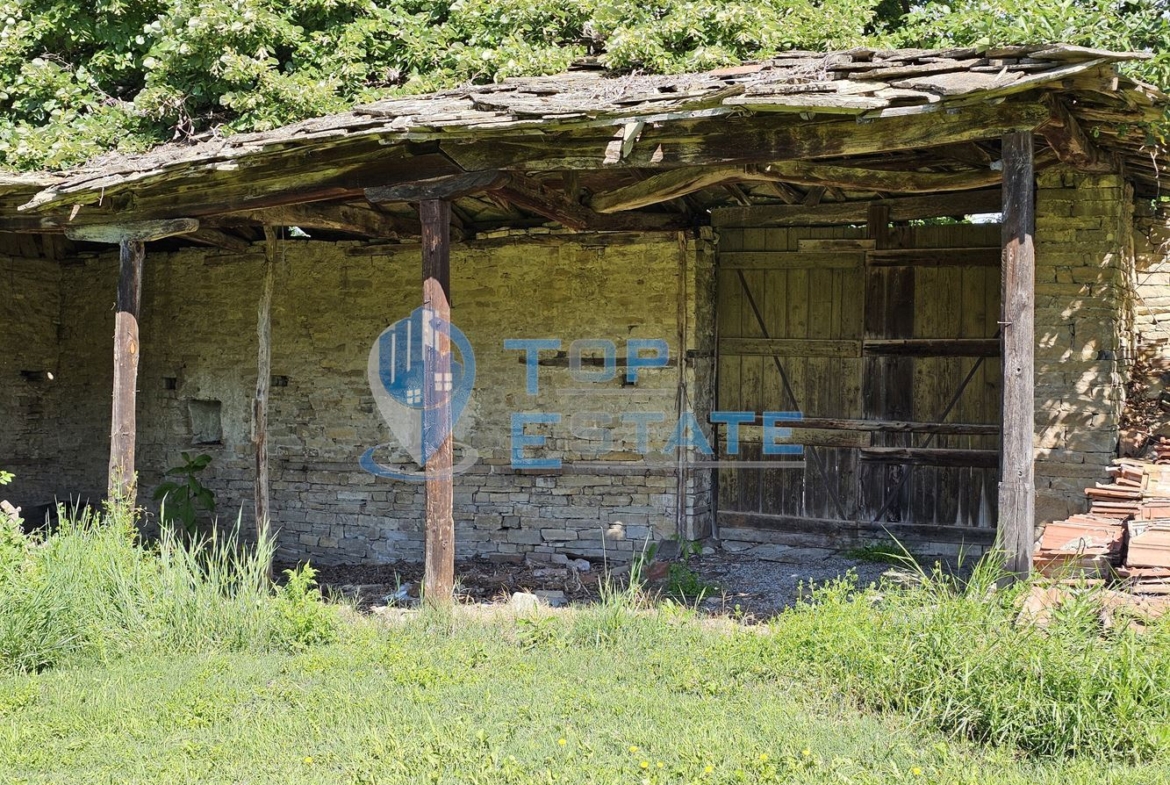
760;560;1170;761
0;506;342;674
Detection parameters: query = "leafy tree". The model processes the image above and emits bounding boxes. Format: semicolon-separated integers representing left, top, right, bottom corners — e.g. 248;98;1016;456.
0;0;1163;171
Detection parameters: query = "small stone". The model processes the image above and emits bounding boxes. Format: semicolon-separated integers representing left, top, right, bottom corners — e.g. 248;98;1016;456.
654;539;682;561
570;558;591;572
722;540;754;553
549;553;571;566
533;589;567;607
751;544;833;563
532;567;569;579
509;592;541;612
701;546;716;556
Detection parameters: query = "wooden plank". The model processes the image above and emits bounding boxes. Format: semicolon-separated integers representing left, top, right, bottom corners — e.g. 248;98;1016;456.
866;247;1001;267
863;338;1000;357
718;251;861;270
443;101;1050;172
999;130;1036;577
712;189;1002;228
1038;94;1113;173
187;228;251;252
421;199;455;605
720;338;860;358
860;447;1000;468
252;228;277;575
109;239;144;505
65;218;199;244
365;170;508;203
773;417;998;435
798;238;876;252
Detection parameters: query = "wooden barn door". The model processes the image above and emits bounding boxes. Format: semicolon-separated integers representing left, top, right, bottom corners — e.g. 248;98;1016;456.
715;222;1002;552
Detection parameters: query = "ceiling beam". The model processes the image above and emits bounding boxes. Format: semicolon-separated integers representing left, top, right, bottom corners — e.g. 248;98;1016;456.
710;188;1003;228
590;160;1006;213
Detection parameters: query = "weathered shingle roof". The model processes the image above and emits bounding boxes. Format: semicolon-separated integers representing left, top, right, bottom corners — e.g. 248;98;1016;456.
2;43;1165;230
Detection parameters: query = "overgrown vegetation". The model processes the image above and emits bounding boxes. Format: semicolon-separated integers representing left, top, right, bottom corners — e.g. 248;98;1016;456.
153;452;217;535
0;505;340;674
0;0;1166;170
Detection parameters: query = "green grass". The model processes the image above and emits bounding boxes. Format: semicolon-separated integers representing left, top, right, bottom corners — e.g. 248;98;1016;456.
3;607;1170;785
5;511;1170;781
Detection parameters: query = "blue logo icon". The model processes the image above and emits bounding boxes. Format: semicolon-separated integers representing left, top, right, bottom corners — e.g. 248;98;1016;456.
360;306;477;480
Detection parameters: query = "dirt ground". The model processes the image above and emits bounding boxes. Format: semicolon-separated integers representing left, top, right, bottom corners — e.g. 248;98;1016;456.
294;547;946;620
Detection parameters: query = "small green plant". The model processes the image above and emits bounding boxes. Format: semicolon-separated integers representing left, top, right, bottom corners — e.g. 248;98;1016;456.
154;453;216;535
0;471;12;486
844;540;923;567
273;565;340;651
665;563;717;603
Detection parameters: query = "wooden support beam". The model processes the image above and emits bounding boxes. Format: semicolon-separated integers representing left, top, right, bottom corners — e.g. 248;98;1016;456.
109;238;144;505
188;228;252;252
75;219;198;508
421;199;455;606
999;130;1037;578
860;447;1000;468
253;228;277;577
64;218;199;244
863;338;1000;357
490;173;594;230
866;247;1002;267
590;160;1003;213
442;101;1051;172
225;202;413;238
1039;94;1114;173
365;170;508;203
712;189;1003;227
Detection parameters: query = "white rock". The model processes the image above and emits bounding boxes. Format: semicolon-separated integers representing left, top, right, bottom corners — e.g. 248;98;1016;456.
509;591;541;612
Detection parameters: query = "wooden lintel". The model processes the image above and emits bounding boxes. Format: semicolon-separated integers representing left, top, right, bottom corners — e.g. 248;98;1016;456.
187;228;252;252
859;447;1000;468
712;189;1003;227
866;247;1002;267
366;170;507;204
717;511;997;548
999;129;1037;577
590;160;1003;213
65;218;199;244
1039;94;1115;173
862;338;1001;357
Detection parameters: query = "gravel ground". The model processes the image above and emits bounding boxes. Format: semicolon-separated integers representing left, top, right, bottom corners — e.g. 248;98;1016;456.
291;547;971;619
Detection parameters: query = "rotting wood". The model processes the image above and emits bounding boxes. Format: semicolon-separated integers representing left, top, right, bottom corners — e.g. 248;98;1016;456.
720;337;861;357
590;160;1003;213
717;251;863;270
187;228;251;252
109;238;144;506
1039;94;1115;173
797;238;876;251
365;170;508;203
999;130;1036;578
789;417;999;436
711;189;1002;227
226;202;415;238
64;218;199;244
490;173;594;231
253;228;277;577
421;199;455;606
717;511;998;547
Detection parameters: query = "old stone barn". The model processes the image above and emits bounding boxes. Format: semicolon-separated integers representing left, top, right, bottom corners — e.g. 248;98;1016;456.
1;45;1167;575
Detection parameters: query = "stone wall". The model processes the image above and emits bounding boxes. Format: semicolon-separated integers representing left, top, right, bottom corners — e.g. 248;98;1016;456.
1033;168;1135;524
1133;204;1170;368
0;254;62;509
8;232;715;564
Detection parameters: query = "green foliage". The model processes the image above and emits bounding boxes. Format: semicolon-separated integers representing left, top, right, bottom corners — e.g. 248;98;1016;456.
896;0;1170;89
0;471;12;486
0;506;342;674
2;0;1165;171
765;558;1170;760
153;452;215;535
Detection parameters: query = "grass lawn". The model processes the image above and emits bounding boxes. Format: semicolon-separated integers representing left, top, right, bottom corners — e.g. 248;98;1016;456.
3;607;1169;785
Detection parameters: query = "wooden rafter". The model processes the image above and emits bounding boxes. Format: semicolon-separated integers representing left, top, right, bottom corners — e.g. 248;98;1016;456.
1038;93;1115;173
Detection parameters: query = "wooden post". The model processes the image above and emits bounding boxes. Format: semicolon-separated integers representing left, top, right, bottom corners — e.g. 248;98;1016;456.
421;199;455;605
63;219;200;510
253;228;277;569
109;238;145;506
999;131;1036;577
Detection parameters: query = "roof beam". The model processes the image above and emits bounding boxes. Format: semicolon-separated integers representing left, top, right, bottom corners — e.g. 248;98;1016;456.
590;160;1005;213
220;202;416;238
710;188;1003;227
1038;94;1115;173
63;218;199;243
441;101;1051;172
